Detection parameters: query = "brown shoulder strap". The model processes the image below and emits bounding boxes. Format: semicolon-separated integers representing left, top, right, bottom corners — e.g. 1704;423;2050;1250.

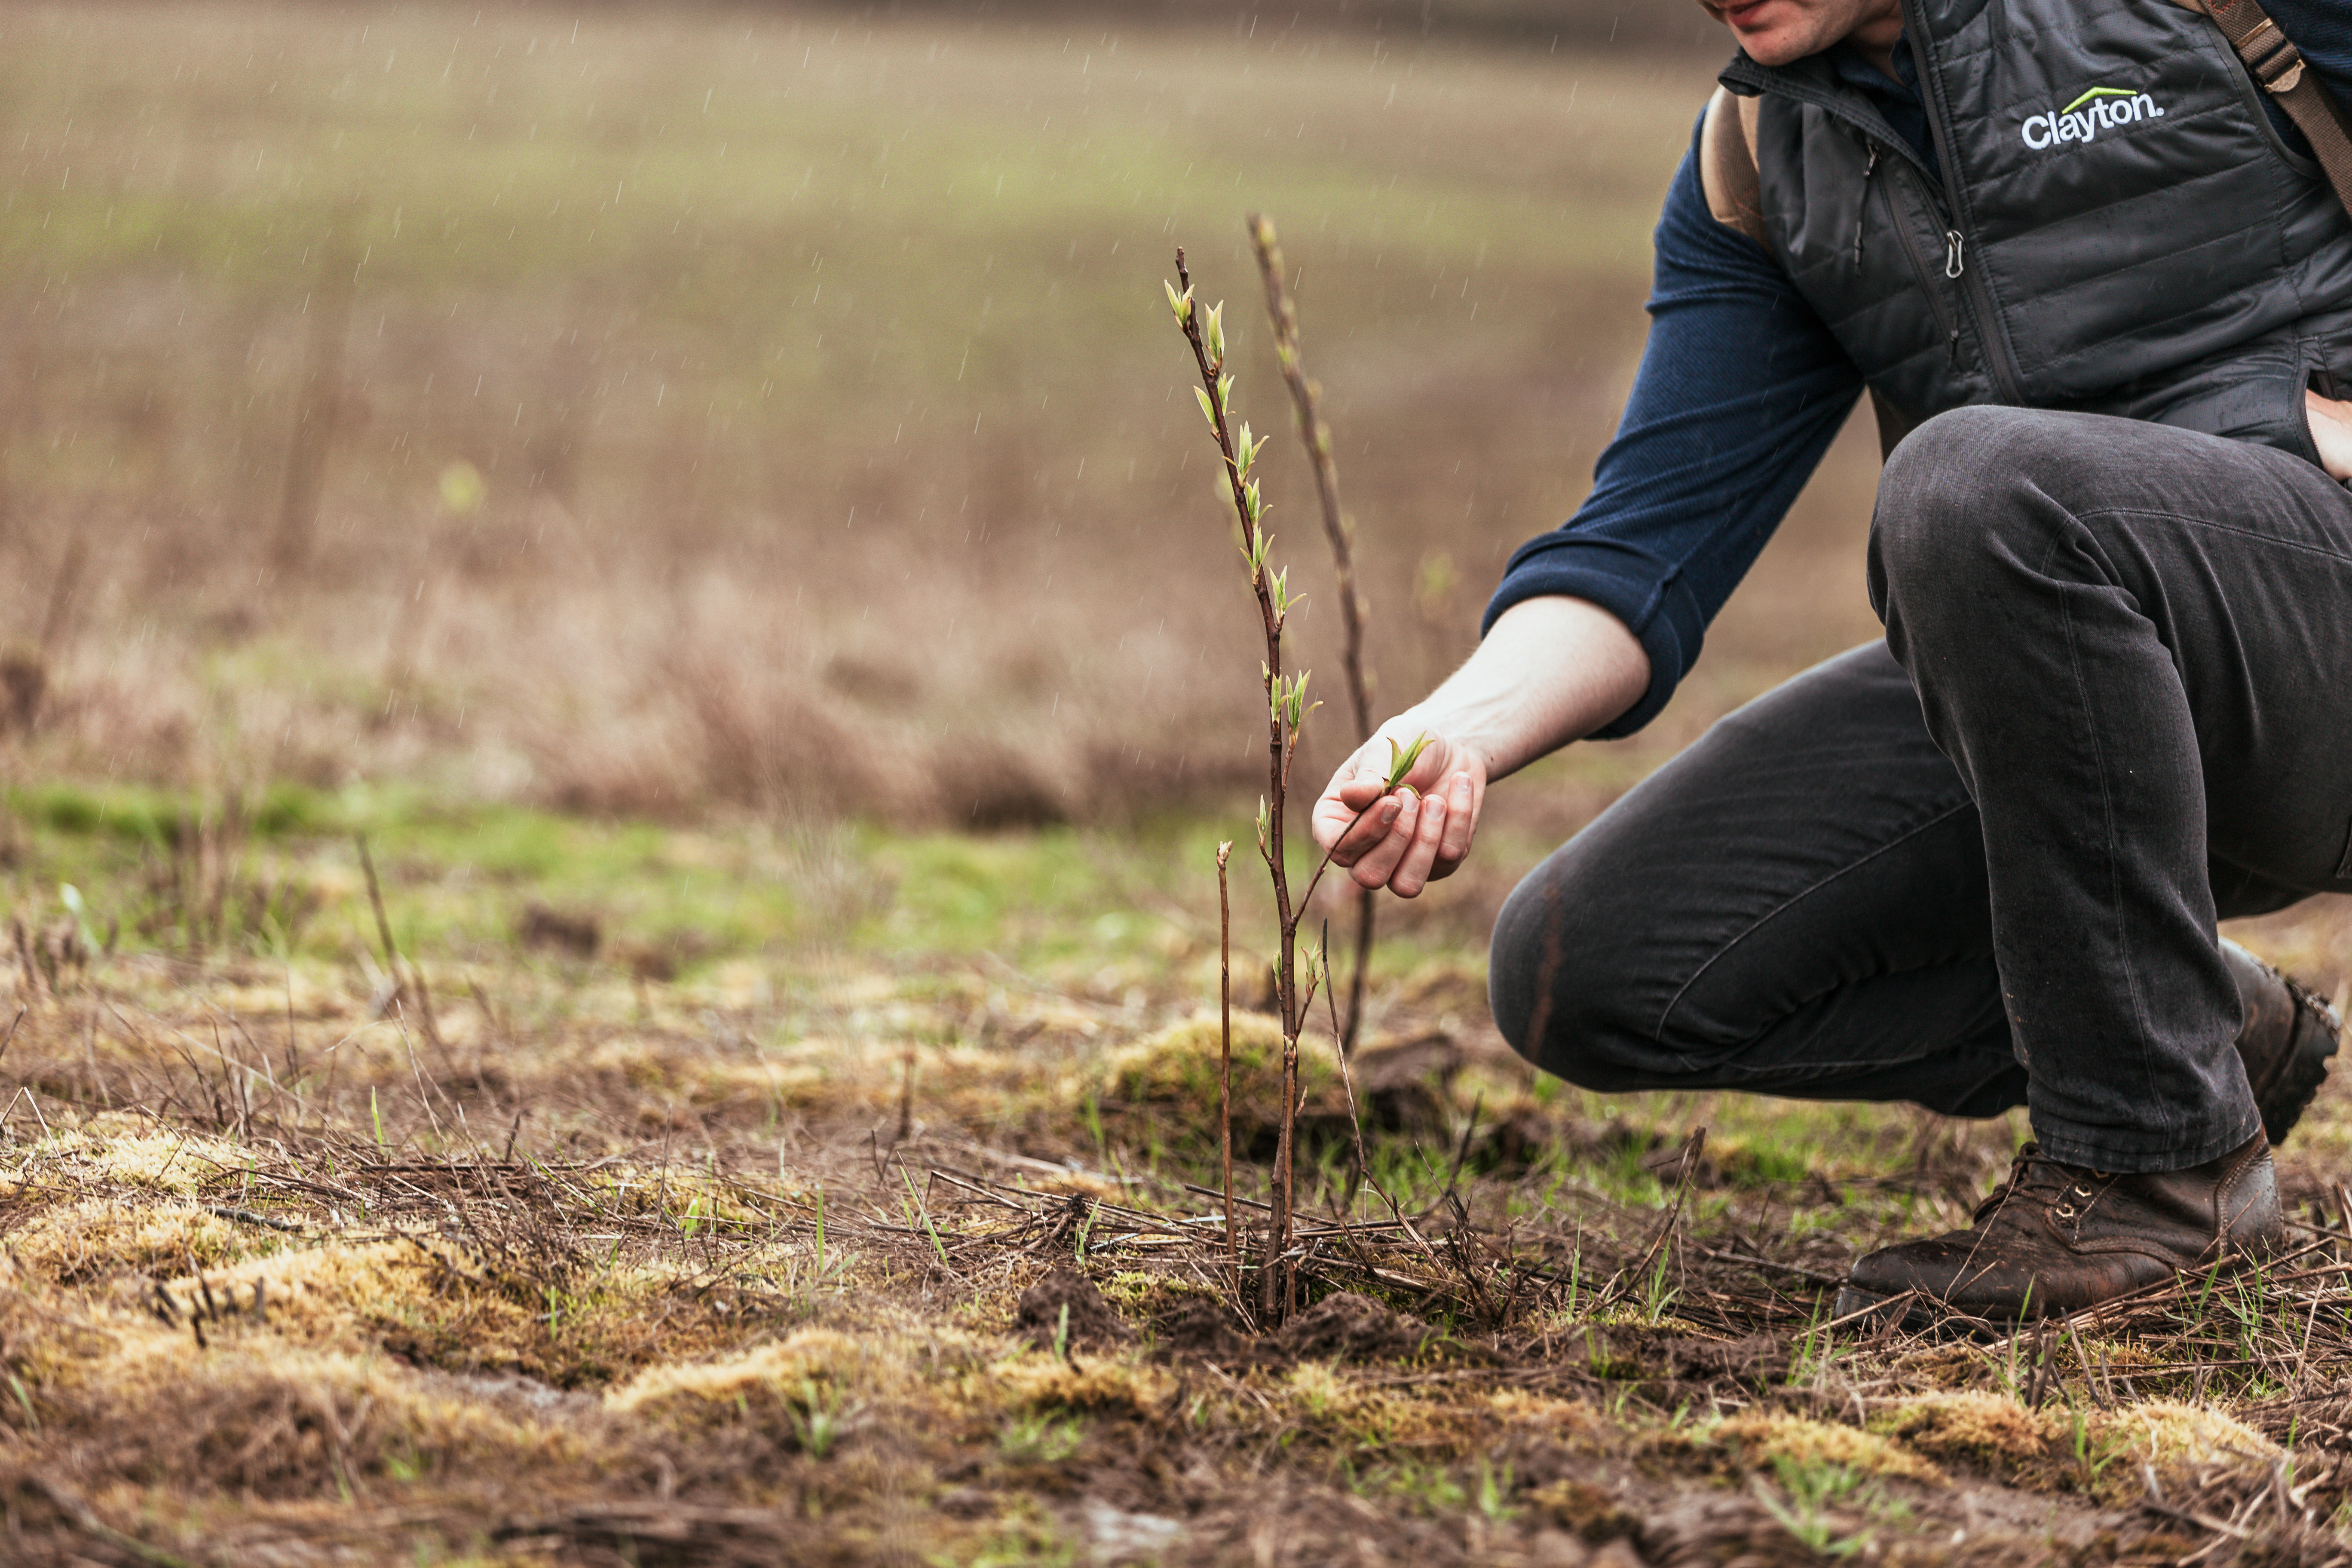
2192;0;2352;217
1699;87;1770;249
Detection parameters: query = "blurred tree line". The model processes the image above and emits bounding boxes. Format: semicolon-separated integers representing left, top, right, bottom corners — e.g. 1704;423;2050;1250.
717;0;1722;52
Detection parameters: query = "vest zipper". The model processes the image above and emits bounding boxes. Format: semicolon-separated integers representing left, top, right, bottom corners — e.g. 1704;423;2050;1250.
1897;0;2026;404
1855;144;1880;265
1877;164;1965;370
1717;60;2004;392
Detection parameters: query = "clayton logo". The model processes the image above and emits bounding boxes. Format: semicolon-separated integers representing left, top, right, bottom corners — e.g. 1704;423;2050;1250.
2020;86;2165;150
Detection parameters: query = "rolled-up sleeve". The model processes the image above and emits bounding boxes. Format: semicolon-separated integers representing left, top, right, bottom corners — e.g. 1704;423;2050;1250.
1484;116;1864;738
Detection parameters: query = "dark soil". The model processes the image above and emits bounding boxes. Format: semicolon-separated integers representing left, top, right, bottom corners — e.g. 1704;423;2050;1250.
1014;1267;1133;1352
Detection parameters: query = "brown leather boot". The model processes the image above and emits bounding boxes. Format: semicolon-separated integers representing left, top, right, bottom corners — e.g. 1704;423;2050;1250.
2225;939;2340;1147
1835;1133;2280;1324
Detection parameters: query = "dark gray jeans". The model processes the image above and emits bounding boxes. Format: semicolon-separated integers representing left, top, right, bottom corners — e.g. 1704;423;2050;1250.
1491;407;2352;1172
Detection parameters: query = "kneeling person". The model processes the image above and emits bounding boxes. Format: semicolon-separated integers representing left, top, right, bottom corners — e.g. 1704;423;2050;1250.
1314;0;2352;1323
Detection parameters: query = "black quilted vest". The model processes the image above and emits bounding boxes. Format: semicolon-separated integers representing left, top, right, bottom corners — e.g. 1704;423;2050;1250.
1723;0;2352;462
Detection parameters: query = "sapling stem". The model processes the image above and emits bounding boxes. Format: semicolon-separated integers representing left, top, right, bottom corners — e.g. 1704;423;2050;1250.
1216;839;1237;1290
1168;247;1313;1320
1249;214;1379;1054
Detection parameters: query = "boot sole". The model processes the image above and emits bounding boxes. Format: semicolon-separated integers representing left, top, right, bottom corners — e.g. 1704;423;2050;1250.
1833;1286;2044;1341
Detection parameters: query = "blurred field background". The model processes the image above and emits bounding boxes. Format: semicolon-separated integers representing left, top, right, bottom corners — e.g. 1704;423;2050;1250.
0;0;1888;828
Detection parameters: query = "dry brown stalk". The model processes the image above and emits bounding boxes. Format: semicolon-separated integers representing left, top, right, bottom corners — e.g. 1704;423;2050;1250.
1248;213;1379;1054
355;833;444;1054
272;198;364;575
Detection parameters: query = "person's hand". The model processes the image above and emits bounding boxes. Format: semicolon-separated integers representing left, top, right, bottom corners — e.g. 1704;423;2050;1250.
1310;726;1488;898
2309;388;2352;482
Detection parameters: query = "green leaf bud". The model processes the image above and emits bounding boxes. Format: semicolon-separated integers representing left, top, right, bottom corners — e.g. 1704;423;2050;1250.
1384;732;1434;790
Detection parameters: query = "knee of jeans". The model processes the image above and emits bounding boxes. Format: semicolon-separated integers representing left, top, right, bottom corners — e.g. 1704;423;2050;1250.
1487;871;1650;1092
1871;406;2074;620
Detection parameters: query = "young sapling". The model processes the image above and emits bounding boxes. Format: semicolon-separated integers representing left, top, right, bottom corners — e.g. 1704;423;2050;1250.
1166;250;1429;1315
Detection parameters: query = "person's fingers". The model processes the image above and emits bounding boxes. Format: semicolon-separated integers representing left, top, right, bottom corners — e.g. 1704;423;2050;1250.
1335;752;1389;807
1332;790;1404;867
1333;748;1379;796
1428;769;1479;875
1319;734;1415;854
1348;787;1421;889
1311;784;1363;854
1322;730;1482;887
1388;790;1450;898
1314;743;1382;851
1400;734;1455;797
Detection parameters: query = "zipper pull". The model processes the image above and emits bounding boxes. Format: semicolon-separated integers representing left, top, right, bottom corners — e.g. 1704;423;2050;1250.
1855;145;1879;265
1945;230;1966;279
1948;328;1962;368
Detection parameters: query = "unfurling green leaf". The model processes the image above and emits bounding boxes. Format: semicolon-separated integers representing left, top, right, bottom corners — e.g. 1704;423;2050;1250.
1384;732;1433;790
1234;422;1255;478
1274;567;1306;625
1195;386;1218;429
1164;279;1194;323
1218;373;1235;410
1284;671;1315;729
1206;302;1227;367
1243;479;1264;521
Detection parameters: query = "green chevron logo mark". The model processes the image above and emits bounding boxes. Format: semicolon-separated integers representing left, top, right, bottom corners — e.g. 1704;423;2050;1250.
2061;86;2145;114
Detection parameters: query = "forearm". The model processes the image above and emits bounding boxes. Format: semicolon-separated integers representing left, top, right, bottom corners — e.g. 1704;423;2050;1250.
1389;595;1649;784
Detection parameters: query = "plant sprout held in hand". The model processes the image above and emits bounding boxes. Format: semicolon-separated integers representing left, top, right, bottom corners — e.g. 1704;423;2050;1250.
1384;733;1432;793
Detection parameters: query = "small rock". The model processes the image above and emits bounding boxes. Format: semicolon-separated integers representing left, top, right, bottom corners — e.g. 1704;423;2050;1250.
1082;1497;1185;1562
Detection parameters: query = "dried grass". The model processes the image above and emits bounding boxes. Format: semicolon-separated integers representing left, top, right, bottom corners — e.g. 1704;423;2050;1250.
0;933;2334;1565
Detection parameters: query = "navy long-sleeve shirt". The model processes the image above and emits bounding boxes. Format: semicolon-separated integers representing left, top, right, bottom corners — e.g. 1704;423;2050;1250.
1489;5;2352;738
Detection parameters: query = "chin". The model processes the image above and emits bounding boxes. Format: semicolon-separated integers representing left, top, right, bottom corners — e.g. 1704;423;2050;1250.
1735;29;1813;65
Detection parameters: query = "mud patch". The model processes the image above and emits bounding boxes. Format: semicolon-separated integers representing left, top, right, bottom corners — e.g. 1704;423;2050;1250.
1274;1290;1433;1363
1152;1296;1254;1363
1014;1267;1132;1353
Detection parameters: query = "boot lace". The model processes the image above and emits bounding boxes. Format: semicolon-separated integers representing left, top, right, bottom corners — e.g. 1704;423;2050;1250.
1970;1143;2111;1226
